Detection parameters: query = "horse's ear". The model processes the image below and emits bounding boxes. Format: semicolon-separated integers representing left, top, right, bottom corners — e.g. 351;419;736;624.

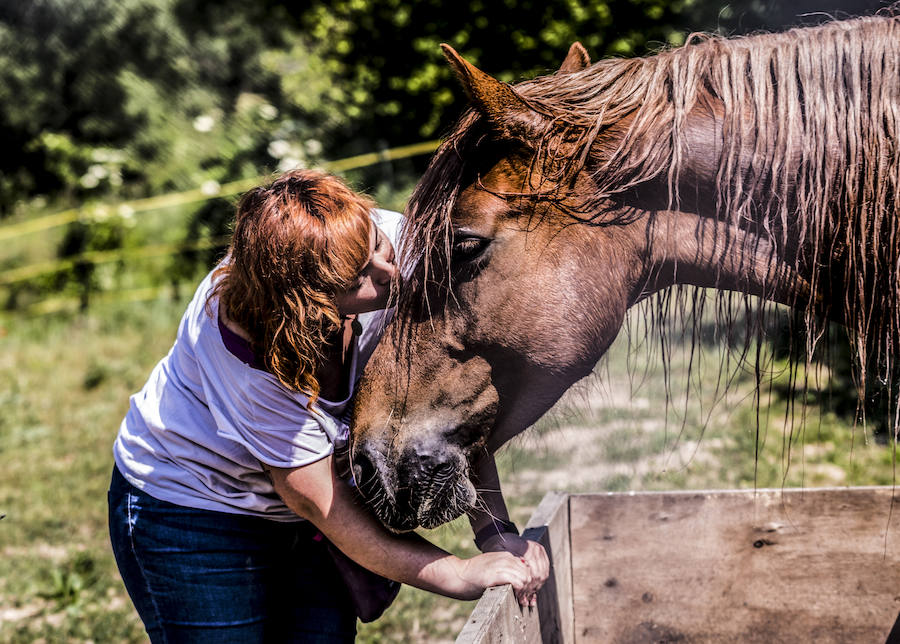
440;44;541;141
559;42;590;73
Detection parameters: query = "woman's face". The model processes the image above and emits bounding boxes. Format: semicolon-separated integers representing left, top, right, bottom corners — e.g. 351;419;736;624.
335;224;397;316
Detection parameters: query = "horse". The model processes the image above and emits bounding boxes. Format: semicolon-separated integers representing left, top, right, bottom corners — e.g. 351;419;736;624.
350;9;900;532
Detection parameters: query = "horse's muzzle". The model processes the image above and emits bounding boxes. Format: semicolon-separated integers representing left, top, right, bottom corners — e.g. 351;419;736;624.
352;440;476;532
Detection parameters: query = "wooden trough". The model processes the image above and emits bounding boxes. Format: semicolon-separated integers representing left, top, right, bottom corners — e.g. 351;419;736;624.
457;487;900;643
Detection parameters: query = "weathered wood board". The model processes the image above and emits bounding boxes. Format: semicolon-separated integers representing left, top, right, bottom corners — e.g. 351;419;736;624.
458;487;900;643
456;491;573;643
570;487;900;643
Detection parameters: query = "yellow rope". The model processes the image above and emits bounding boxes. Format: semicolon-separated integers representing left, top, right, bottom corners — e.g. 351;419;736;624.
0;139;439;243
0;237;231;286
0;284;184;319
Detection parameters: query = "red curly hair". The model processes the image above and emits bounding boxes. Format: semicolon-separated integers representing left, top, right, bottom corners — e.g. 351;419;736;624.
209;169;374;404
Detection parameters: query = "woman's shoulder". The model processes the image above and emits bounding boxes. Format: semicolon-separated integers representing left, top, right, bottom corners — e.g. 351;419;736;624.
371;208;403;246
178;264;225;340
371;207;402;223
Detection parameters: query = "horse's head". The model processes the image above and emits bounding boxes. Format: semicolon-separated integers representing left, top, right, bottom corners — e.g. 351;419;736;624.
349;44;657;531
350;26;844;530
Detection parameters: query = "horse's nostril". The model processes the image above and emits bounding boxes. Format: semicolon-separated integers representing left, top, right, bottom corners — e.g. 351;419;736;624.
351;445;380;492
351;462;365;486
402;447;461;504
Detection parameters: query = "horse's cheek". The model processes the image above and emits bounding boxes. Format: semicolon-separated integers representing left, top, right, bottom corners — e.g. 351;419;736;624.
534;240;628;361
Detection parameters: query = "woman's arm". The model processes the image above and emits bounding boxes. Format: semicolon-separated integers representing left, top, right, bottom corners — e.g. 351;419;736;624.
269;455;533;602
467;452;550;606
467;450;512;536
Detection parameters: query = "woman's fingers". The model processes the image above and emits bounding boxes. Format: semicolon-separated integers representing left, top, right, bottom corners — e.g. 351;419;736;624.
517;541;549;604
472;549;547;607
505;554;537;608
526;541;550;582
485;551;530;591
480;534;550;590
511;555;538;607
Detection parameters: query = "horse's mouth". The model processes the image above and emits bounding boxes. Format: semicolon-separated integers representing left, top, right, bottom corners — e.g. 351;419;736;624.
351;435;481;531
359;467;477;533
414;474;477;530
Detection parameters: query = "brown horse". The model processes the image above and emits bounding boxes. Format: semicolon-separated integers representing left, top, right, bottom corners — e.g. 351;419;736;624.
351;10;900;532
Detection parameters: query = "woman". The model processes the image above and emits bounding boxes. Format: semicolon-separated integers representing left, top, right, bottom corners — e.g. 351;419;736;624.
108;169;548;643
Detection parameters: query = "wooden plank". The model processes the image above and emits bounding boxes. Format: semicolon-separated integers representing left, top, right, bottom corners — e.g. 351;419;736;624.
569;487;900;643
455;586;538;644
523;492;575;644
457;491;572;643
523;491;574;644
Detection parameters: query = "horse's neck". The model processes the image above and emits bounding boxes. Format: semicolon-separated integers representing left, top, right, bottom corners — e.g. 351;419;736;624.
650;208;808;297
615;98;816;309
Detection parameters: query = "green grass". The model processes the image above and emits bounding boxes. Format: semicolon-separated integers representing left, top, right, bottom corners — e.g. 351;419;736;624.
0;271;897;642
491;303;896;501
0;297;189;642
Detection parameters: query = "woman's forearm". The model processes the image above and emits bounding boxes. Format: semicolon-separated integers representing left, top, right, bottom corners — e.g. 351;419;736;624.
269;457;524;600
466;451;511;534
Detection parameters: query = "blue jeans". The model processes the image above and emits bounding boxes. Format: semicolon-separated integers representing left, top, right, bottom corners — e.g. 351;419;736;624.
108;465;357;643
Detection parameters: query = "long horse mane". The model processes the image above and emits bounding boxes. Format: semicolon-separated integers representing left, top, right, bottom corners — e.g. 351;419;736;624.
402;8;900;439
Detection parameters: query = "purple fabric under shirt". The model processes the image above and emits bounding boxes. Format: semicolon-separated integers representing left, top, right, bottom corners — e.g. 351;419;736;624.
217;313;266;370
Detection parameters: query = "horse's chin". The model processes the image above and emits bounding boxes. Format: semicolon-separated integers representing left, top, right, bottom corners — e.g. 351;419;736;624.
379;513;421;534
416;476;477;529
375;475;477;533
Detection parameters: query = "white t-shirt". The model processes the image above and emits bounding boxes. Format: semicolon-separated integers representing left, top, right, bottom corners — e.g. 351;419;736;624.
113;209;402;521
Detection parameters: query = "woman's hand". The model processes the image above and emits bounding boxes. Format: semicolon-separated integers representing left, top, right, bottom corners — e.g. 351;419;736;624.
465;452;550;606
478;533;550;607
452;551;533;602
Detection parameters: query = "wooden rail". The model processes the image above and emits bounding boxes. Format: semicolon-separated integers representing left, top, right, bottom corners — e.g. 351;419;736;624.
458;487;900;643
456;491;572;643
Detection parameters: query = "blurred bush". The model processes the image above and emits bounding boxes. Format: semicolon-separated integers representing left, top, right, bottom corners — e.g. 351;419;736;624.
0;0;890;422
1;0;887;214
0;0;333;210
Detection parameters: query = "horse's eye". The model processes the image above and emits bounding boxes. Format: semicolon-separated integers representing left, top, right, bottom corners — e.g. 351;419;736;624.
451;235;490;263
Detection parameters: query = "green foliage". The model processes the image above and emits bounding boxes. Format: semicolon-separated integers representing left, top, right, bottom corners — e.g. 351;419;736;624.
0;0;336;212
0;0;178;205
298;0;695;143
295;0;887;149
38;553;100;608
1;0;887;214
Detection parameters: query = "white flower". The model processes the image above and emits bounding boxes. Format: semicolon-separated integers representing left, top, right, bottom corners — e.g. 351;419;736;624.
267;139;292;159
80;173;100;189
117;204;135;220
258;104;278;120
91;148;126;164
278;157;303;172
193;115;215;133
304;139;323;157
200;180;221;196
88;164;108;179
